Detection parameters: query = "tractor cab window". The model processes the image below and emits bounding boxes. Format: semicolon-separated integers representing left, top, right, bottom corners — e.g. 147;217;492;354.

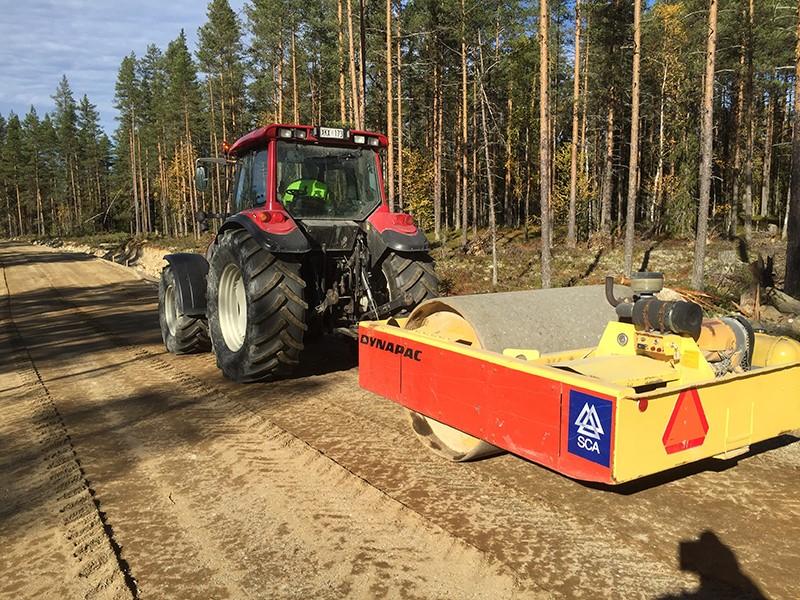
276;142;382;220
231;148;268;212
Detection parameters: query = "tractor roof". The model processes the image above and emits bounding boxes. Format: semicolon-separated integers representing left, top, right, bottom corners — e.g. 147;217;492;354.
227;124;388;156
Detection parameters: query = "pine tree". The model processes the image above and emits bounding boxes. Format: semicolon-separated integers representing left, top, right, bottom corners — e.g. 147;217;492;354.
3;114;25;235
198;0;247;138
52;75;80;228
113;54;142;234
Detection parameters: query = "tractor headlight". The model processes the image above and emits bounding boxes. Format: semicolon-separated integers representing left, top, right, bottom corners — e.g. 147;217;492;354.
278;128;293;139
368;137;380;147
353;134;366;144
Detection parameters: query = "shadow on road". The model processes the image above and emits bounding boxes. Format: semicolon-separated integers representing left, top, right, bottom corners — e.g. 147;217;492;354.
658;530;767;600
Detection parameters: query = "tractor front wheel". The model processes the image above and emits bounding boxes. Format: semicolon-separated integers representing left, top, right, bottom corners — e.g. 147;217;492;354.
158;266;210;354
207;229;307;382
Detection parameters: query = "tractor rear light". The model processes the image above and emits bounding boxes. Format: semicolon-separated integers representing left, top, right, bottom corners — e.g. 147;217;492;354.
353;134;366;144
294;129;307;140
256;210;288;225
368;137;380;147
278;128;293;139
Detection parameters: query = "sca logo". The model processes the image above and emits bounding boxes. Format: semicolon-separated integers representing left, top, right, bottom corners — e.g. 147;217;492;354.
574;403;605;452
567;391;612;467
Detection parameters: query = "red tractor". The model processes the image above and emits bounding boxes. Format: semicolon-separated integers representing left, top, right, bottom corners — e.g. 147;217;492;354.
158;124;439;382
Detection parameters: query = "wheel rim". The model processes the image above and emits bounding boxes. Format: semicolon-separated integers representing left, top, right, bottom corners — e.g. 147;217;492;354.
164;284;178;337
219;263;247;351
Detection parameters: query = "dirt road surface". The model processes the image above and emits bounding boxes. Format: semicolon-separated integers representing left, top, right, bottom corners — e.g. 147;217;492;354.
1;241;798;599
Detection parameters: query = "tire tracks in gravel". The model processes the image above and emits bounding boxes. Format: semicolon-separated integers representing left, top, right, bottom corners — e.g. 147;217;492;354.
0;263;136;600
25;245;696;599
2;244;529;598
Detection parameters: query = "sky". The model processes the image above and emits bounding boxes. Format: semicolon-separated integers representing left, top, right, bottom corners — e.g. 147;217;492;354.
0;0;246;134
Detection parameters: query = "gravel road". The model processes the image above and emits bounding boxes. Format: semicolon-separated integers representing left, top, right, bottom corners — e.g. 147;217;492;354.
1;241;797;599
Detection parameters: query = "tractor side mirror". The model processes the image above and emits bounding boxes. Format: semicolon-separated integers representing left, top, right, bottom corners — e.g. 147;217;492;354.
195;165;209;193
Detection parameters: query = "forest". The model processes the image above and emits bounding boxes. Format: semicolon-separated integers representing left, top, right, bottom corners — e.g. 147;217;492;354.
1;0;799;293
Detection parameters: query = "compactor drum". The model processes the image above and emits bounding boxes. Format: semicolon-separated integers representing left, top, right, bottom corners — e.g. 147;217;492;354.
158;124;438;382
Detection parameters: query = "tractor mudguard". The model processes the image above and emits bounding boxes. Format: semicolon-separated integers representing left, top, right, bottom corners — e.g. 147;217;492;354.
365;222;429;264
163;253;209;316
219;214;310;254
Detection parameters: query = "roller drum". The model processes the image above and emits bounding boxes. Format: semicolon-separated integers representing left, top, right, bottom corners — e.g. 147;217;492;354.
403;284;629;461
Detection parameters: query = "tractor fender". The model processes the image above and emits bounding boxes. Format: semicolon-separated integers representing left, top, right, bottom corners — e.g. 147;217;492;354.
163;253;209;317
365;221;429;264
218;214;310;254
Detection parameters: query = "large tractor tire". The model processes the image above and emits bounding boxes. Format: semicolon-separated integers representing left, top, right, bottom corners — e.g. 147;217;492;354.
207;229;307;382
158;266;210;354
380;251;439;316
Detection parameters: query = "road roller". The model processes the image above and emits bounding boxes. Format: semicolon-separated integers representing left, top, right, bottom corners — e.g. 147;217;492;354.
358;273;800;484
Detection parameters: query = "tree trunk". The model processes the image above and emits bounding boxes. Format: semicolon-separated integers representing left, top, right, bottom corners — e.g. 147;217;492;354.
460;0;469;246
433;63;442;240
291;31;299;122
397;35;404;210
729;48;746;237
761;91;775;218
337;0;347;123
691;0;718;290
472;77;478;235
503;85;514;226
478;33;498;287
129;120;140;235
346;0;360;127
539;0;552;288
743;0;755;241
651;63;668;228
623;0;642;275
785;0;800;297
276;37;285;122
601;103;614;236
14;178;23;235
359;0;367;125
137;134;148;233
567;0;581;248
386;0;395;210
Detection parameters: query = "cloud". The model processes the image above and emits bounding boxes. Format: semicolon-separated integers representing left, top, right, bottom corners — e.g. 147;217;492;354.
0;0;246;133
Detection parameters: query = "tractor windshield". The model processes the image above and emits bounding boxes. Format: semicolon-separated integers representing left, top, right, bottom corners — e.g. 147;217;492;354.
276;142;383;220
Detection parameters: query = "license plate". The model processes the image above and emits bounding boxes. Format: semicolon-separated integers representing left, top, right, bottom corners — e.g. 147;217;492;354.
319;127;345;139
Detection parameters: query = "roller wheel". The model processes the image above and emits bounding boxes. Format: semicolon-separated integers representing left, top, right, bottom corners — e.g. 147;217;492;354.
408;410;502;462
207;229;307;382
380;251;439;316
158;266;210;354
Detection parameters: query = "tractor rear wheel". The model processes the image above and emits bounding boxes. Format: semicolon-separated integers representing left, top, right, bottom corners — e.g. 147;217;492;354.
158;266;210;354
380;251;439;316
207;229;307;382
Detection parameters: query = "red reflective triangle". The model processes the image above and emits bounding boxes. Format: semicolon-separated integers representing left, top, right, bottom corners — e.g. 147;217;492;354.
662;389;709;454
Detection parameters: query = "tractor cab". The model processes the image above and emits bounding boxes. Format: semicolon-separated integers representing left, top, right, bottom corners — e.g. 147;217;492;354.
198;125;389;224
